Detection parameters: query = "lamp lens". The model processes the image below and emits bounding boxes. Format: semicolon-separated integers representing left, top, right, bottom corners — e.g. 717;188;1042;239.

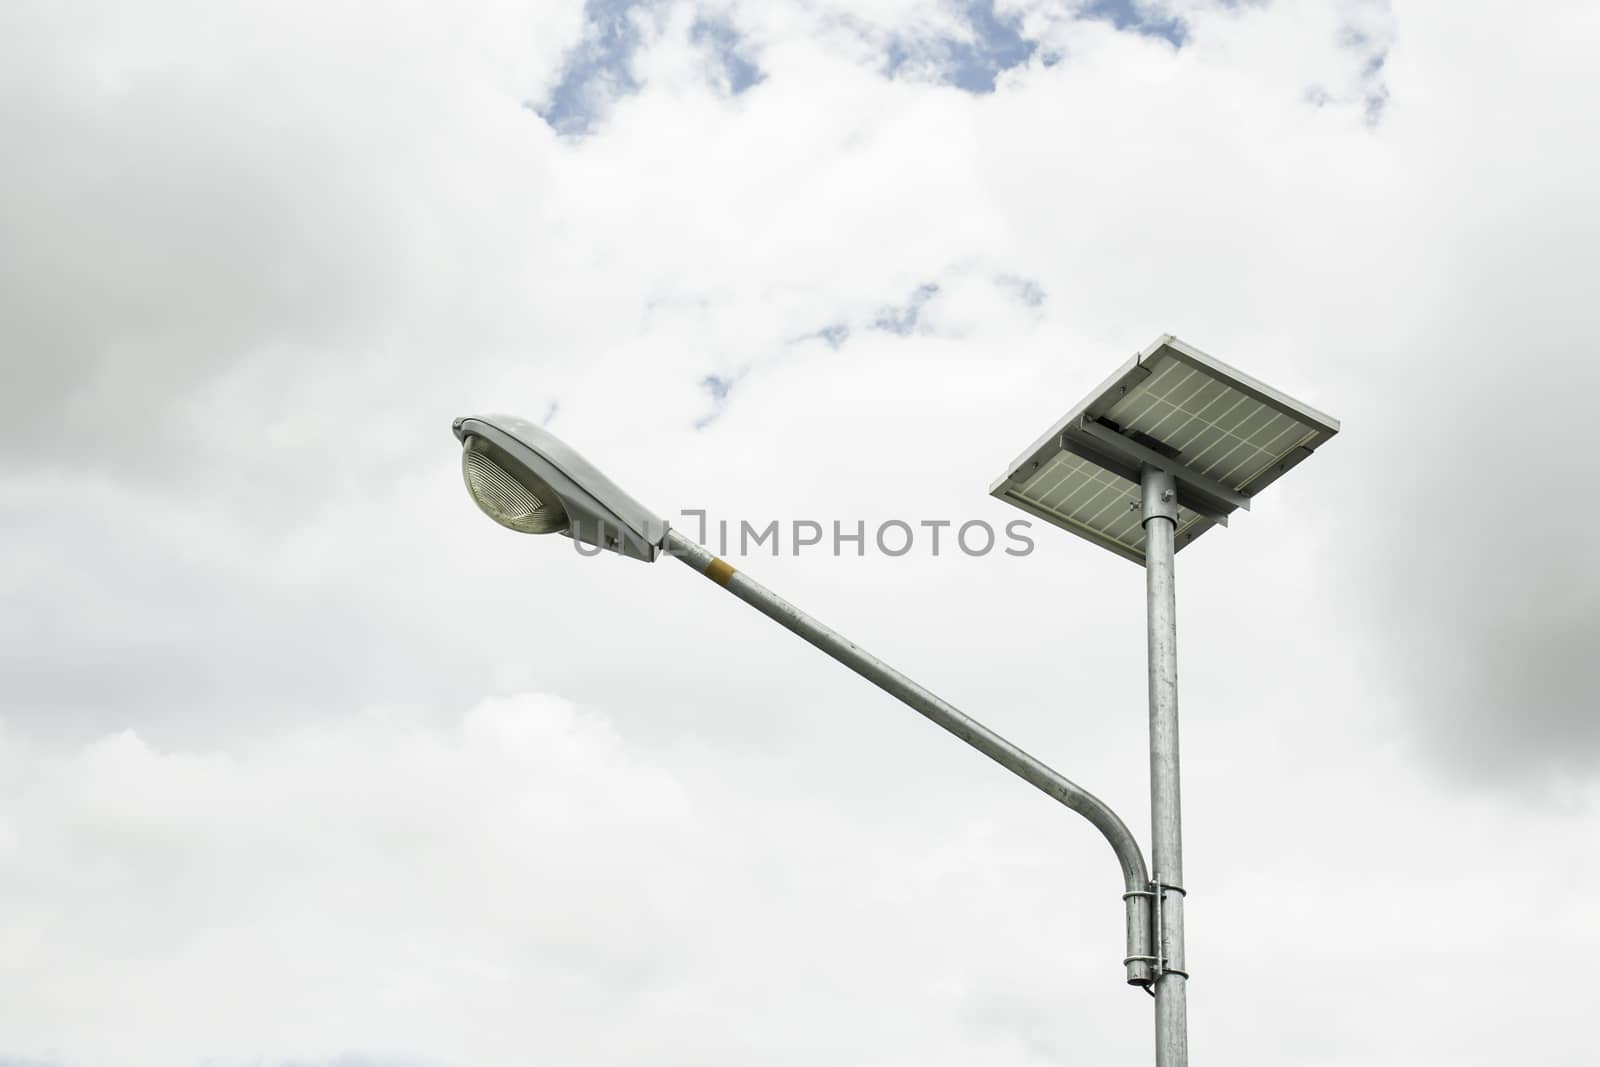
462;438;569;534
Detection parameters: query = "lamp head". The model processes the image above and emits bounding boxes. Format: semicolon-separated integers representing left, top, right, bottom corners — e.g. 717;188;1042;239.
452;415;666;562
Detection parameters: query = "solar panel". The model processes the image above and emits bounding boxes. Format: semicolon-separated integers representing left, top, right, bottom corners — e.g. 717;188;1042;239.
990;335;1339;565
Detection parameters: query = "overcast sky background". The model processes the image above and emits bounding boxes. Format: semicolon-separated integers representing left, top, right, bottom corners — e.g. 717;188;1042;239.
2;0;1597;1064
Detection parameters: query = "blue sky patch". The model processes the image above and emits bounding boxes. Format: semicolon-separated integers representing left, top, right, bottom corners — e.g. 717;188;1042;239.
880;1;1194;95
1342;26;1391;125
1320;23;1392;126
695;372;739;429
995;273;1046;307
885;2;1037;94
873;283;940;335
815;323;850;349
535;0;652;136
536;3;764;134
1079;0;1189;48
1362;64;1389;124
692;16;764;95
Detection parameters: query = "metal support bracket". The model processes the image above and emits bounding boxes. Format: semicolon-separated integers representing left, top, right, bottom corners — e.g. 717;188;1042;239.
1075;416;1252;514
1124;876;1190;992
1148;879;1189;981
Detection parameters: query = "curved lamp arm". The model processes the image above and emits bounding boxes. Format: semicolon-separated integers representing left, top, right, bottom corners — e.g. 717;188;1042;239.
664;529;1154;988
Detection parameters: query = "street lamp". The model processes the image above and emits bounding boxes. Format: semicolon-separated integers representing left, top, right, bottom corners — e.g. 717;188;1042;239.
989;334;1341;1067
452;334;1337;1066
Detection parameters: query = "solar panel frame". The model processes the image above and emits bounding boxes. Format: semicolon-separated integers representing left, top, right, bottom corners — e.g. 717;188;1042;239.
989;335;1339;565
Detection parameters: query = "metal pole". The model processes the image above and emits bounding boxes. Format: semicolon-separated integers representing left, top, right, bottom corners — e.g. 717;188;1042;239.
662;526;1156;988
1141;467;1188;1067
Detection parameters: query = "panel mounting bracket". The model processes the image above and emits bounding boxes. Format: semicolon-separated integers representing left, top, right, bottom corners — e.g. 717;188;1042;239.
1071;417;1252;515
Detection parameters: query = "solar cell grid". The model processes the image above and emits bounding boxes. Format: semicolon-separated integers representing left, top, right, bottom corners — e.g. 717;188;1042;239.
990;336;1338;564
1104;354;1321;492
1014;452;1208;560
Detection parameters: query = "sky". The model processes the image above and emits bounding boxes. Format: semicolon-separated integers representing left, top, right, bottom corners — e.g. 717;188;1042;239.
1;0;1597;1064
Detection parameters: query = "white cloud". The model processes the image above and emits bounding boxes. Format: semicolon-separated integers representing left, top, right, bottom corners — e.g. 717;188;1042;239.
0;692;1124;1066
2;690;1595;1066
1;694;692;1065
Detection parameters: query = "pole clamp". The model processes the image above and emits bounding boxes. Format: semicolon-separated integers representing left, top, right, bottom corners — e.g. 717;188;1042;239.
1121;886;1159;977
1144;879;1189;984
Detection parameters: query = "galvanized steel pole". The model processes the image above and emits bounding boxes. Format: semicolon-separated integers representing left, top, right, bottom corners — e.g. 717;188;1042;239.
663;526;1157;990
1141;467;1189;1067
